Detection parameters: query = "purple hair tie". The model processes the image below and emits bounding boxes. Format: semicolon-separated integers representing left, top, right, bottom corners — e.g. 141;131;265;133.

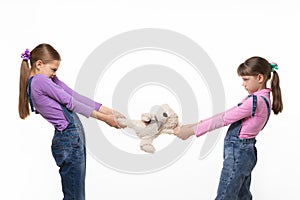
21;48;30;61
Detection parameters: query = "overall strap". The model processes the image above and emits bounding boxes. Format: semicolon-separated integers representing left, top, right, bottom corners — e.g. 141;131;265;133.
27;76;74;124
27;76;39;114
60;105;74;124
247;94;257;117
227;95;257;140
260;96;271;130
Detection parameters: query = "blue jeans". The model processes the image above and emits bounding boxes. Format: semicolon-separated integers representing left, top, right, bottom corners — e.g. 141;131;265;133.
215;94;271;200
51;107;86;200
215;121;257;200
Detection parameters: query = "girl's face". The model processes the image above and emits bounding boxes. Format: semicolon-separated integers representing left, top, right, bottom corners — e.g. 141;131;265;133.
241;74;265;94
36;60;60;78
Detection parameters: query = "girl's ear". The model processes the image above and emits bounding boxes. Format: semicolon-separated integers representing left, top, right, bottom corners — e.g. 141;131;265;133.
35;60;43;70
257;73;265;83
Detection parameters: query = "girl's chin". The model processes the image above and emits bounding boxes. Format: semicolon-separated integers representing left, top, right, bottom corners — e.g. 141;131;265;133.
245;89;253;94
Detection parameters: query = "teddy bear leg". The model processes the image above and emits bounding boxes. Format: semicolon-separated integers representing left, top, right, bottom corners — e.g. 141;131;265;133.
140;138;155;153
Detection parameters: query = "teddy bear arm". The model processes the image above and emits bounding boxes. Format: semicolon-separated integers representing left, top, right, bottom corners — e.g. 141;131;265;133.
141;113;152;122
160;128;175;135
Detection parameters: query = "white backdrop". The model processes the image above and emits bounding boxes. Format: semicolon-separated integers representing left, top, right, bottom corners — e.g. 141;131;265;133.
1;0;299;199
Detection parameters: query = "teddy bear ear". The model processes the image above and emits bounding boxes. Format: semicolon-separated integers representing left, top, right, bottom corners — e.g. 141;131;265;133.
150;105;162;114
161;104;171;110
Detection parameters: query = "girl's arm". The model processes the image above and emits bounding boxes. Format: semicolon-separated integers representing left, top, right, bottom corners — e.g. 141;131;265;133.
53;76;127;127
175;96;253;140
91;106;126;128
52;76;101;111
174;122;199;140
91;110;120;128
39;75;126;128
98;105;126;118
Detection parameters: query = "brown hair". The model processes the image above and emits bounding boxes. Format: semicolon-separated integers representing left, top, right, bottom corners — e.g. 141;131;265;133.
237;56;283;115
18;43;61;119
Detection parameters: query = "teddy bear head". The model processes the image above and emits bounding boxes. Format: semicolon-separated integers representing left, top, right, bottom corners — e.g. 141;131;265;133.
143;104;178;133
116;104;179;153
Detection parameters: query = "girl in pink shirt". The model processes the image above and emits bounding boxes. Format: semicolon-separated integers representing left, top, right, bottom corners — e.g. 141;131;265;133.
175;56;283;200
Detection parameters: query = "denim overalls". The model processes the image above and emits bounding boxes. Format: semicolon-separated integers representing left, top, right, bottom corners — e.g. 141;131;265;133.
215;95;270;200
28;77;86;200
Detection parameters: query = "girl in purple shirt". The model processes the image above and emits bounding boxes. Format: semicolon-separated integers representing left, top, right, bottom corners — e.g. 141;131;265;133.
18;43;125;200
175;56;283;199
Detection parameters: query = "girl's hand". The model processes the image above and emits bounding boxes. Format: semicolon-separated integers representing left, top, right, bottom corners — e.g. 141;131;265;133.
174;124;196;140
104;114;124;129
91;106;127;129
98;105;114;115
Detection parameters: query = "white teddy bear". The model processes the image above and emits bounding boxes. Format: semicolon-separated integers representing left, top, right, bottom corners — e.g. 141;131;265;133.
118;104;179;153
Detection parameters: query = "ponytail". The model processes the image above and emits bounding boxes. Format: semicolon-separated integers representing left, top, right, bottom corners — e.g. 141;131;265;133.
18;60;30;119
18;44;61;119
271;70;283;114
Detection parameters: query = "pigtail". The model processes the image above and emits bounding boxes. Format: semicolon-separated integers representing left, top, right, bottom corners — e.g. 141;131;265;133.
270;70;283;114
18;60;30;119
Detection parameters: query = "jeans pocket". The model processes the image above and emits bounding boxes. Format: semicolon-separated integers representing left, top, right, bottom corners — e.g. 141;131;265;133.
239;142;254;151
51;137;67;167
71;134;80;147
73;135;86;164
237;143;257;172
220;142;235;181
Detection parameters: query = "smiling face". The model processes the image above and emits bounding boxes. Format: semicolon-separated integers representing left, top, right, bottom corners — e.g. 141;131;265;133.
35;60;60;78
241;74;265;94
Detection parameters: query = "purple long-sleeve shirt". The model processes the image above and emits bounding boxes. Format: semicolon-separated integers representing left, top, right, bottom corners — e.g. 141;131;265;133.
30;74;101;131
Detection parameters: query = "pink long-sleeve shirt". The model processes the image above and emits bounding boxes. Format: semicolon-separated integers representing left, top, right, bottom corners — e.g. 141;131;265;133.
193;89;271;139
